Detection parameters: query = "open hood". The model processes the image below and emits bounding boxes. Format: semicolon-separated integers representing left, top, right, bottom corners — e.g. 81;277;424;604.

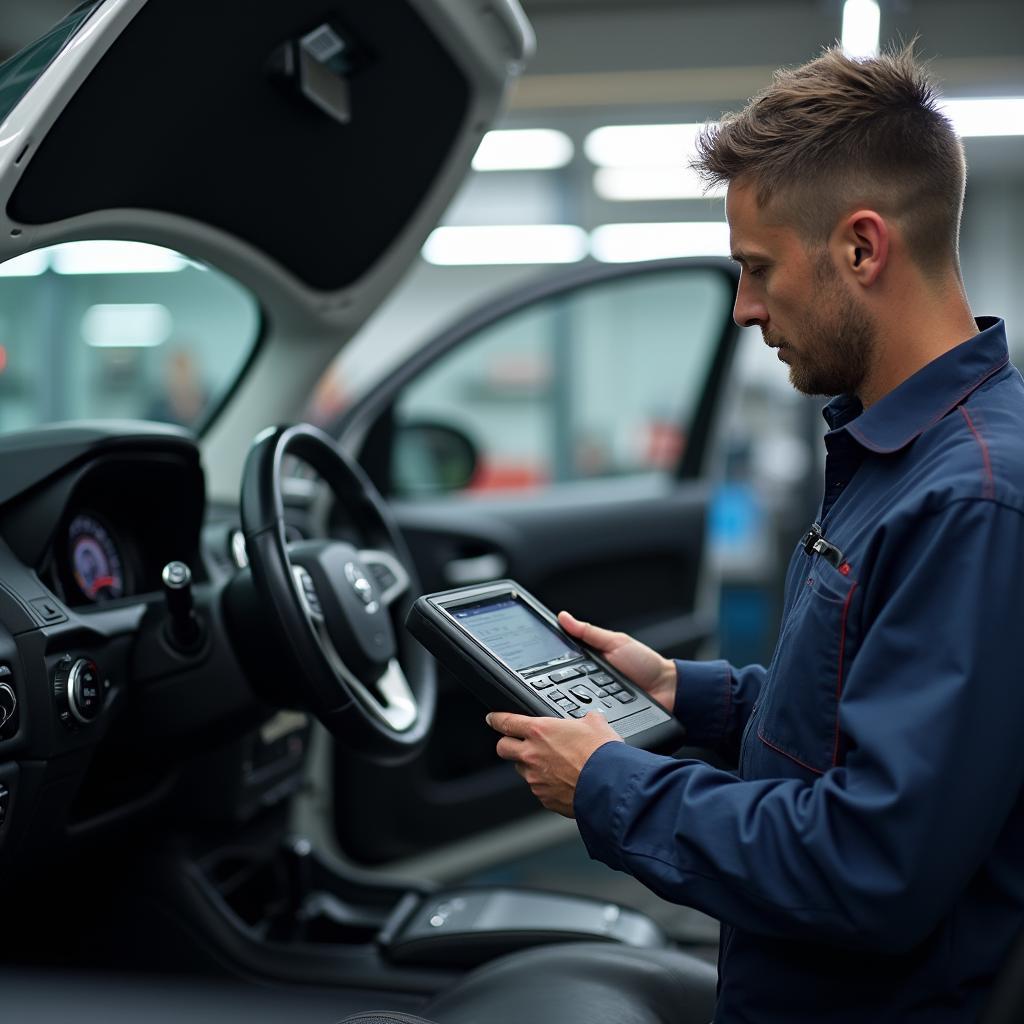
0;0;533;330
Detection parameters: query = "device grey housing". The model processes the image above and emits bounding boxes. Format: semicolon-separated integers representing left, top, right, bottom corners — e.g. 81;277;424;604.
405;581;686;754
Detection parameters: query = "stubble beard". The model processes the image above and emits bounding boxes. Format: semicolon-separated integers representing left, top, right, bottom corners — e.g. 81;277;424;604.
769;259;878;399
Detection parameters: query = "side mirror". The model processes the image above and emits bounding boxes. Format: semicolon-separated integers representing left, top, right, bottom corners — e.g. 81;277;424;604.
393;420;478;496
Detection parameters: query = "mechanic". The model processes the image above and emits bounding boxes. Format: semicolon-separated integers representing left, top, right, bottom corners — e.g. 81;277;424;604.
487;44;1024;1023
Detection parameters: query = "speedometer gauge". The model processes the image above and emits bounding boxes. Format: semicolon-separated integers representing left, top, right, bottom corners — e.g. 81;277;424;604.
68;514;125;602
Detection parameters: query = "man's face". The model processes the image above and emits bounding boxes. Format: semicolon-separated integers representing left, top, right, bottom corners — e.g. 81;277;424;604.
726;180;877;399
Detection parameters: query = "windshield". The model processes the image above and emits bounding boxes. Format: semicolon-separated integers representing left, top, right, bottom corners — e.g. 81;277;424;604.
0;241;261;433
0;1;102;129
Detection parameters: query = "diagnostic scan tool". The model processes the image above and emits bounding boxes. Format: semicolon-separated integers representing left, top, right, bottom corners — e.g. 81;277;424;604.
406;581;684;753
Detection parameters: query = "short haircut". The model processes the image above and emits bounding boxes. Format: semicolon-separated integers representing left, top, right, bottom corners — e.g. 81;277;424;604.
693;43;966;277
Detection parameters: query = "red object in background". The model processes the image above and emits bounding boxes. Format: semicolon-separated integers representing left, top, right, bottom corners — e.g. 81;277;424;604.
0;345;7;374
642;420;685;469
467;459;548;492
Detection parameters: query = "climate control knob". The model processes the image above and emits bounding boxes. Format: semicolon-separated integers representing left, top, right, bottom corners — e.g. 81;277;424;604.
54;657;104;726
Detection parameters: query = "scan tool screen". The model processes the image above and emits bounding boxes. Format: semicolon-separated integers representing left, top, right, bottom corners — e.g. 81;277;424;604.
452;596;581;673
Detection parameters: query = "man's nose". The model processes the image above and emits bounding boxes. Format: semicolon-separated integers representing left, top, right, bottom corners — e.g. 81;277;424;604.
733;277;768;329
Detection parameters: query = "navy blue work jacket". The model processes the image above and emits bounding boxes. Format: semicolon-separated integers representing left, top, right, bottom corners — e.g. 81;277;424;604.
575;318;1024;1022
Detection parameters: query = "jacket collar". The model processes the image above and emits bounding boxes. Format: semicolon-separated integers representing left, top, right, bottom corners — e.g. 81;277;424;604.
822;317;1009;453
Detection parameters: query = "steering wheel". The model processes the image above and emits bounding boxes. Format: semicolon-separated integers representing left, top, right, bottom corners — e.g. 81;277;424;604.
240;423;435;763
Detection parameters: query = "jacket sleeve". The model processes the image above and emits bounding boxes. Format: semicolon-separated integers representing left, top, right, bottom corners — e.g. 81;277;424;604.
671;659;765;762
576;498;1024;953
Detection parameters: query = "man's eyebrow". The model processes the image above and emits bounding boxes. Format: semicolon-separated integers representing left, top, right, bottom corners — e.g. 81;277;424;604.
730;249;769;266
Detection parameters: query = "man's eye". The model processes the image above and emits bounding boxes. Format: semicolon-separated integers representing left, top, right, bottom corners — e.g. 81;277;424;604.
748;266;767;279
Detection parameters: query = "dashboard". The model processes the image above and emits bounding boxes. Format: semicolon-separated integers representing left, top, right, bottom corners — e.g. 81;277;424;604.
38;452;208;608
0;423;313;877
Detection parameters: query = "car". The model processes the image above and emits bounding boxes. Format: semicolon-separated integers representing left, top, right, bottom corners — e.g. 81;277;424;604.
0;0;747;1019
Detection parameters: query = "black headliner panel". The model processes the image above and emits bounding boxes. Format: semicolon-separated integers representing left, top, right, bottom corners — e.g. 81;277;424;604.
8;0;470;291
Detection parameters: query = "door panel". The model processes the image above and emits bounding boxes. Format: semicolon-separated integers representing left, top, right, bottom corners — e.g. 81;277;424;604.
332;259;739;864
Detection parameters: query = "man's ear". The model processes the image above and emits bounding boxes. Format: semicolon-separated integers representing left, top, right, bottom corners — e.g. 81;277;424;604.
835;210;888;287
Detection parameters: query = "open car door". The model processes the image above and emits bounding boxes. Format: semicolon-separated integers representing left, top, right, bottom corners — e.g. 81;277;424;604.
331;256;741;864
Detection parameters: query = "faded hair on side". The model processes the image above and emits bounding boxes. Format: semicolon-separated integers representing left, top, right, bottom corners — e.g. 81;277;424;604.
693;43;966;277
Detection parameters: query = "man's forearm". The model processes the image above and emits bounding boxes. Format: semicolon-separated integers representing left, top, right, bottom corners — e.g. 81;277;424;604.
672;659;764;761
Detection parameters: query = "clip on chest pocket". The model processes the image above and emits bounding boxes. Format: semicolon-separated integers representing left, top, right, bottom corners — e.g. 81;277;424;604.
756;526;860;774
801;522;852;577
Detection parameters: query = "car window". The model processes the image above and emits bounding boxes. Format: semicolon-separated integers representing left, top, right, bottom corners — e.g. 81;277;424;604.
390;267;732;496
0;1;103;128
0;241;260;433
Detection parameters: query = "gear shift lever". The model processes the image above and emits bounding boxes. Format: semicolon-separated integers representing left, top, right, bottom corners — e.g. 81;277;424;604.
161;561;203;652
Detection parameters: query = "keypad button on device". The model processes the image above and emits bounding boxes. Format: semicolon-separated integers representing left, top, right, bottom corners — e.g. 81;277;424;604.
589;672;613;685
530;676;555;690
548;667;584;684
614;691;637;704
569;708;589;718
569;686;593;704
604;682;624;694
579;661;599;673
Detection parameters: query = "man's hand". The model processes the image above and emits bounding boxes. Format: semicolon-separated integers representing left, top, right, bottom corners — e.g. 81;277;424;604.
558;609;677;712
487;710;622;818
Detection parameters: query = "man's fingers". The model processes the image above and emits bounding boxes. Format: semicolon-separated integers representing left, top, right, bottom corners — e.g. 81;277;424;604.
486;711;533;738
557;610;619;652
495;736;525;762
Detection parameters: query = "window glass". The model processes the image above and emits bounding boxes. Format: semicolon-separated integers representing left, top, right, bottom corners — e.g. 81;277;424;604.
392;267;732;495
0;2;103;128
0;241;260;433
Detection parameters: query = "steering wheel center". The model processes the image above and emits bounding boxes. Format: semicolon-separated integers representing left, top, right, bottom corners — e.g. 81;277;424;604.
289;541;398;678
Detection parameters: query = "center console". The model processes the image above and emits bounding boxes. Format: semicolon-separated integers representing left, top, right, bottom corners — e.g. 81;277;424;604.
181;831;667;991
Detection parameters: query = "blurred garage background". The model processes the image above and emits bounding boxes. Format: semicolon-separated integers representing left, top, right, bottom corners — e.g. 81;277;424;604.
1;0;1022;668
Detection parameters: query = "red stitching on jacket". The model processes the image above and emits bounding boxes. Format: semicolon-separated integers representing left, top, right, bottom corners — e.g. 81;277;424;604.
846;355;1008;453
756;729;825;776
831;581;858;766
958;405;996;499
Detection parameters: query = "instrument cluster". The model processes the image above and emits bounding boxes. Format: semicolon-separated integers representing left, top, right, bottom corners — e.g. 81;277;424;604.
67;512;126;603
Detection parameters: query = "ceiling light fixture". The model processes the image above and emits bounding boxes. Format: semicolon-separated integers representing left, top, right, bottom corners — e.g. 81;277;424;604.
422;225;588;266
81;303;174;348
0;250;48;276
590;222;730;263
584;123;710;169
841;0;880;59
594;166;725;202
940;97;1024;137
472;129;574;171
51;241;187;275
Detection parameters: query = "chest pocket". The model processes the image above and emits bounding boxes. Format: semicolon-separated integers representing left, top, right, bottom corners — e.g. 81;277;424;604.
754;556;861;775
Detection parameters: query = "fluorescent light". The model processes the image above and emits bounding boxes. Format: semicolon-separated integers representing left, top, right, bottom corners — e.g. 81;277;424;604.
81;304;173;348
423;225;588;266
939;97;1024;137
591;222;730;263
0;250;48;276
594;166;726;202
472;129;574;171
584;123;711;169
51;241;187;275
842;0;880;59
